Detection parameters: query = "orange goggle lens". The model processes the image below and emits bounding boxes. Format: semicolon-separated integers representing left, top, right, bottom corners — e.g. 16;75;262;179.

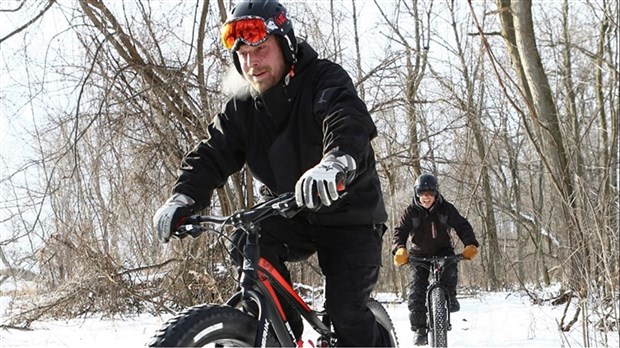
221;18;269;50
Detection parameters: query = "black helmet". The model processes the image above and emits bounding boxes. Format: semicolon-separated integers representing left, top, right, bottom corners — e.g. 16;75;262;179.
414;173;439;197
223;0;298;74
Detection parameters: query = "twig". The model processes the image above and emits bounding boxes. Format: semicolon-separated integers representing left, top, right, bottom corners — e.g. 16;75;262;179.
0;0;56;44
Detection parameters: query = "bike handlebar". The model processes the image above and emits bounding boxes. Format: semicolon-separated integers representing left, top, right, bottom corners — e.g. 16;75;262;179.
407;254;464;279
409;254;465;264
409;254;464;261
173;192;300;239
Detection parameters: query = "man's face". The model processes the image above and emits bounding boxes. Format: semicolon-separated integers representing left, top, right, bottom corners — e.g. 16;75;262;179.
418;191;436;209
236;35;287;93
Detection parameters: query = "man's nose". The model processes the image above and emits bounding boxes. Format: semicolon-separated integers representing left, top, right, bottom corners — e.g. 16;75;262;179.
246;52;259;67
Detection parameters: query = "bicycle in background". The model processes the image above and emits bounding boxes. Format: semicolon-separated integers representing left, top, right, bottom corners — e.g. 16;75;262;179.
409;254;464;348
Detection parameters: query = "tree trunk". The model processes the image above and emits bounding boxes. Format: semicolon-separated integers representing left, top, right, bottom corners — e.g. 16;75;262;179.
497;0;586;291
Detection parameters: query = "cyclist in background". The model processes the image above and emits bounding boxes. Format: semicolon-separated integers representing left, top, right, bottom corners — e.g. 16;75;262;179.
392;173;479;346
153;0;390;346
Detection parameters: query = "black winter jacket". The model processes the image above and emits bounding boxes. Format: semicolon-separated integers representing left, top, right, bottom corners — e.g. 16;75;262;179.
173;41;387;226
391;194;479;256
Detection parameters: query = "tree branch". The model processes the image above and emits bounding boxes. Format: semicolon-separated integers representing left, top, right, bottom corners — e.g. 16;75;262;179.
0;0;56;45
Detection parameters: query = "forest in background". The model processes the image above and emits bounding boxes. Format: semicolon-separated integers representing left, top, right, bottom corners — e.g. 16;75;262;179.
0;0;617;342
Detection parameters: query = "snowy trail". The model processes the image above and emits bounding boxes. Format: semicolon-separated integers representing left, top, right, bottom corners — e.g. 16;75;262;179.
2;291;616;347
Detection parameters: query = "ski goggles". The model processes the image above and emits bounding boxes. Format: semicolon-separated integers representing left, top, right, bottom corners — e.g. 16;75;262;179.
221;16;271;50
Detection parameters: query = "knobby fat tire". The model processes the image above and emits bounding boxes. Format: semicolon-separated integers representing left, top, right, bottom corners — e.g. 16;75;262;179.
368;298;400;347
429;288;448;348
147;304;280;347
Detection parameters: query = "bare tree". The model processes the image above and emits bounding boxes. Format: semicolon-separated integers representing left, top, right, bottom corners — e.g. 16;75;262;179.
0;1;617;339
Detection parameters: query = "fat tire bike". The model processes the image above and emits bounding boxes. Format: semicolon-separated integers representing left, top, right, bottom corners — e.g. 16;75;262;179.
147;192;399;347
409;254;464;348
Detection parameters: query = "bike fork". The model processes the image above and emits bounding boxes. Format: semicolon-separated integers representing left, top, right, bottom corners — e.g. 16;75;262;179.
226;288;294;347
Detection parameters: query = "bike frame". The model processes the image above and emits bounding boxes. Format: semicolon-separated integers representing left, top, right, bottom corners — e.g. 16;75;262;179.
228;231;335;347
180;193;336;347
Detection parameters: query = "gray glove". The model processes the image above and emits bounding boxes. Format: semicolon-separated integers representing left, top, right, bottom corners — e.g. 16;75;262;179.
295;153;356;209
152;193;195;243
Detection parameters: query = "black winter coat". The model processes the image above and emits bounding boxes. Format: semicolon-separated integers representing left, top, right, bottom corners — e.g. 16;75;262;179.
173;41;387;226
391;195;479;256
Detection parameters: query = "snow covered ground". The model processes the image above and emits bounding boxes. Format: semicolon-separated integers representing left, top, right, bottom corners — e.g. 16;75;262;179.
1;283;617;347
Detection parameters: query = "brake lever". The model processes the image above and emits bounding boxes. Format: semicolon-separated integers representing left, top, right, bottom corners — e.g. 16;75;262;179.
173;224;203;239
272;194;300;219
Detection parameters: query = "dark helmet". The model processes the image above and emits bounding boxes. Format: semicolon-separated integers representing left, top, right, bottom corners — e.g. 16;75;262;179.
224;0;298;74
414;173;439;197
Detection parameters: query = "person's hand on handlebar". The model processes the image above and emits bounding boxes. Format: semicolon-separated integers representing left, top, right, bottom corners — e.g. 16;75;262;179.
393;247;409;267
462;245;478;260
153;193;195;243
295;153;356;210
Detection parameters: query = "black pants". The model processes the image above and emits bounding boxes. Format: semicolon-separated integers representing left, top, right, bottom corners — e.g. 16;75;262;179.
228;214;390;347
407;248;458;330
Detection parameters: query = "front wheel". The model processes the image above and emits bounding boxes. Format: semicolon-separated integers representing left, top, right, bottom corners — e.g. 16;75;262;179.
368;298;399;347
147;304;280;347
429;288;448;348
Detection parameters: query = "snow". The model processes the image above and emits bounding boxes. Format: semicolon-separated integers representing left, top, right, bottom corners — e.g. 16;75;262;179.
1;282;617;347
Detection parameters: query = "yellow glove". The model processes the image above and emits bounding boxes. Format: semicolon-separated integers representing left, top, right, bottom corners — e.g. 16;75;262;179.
393;247;409;267
462;245;478;260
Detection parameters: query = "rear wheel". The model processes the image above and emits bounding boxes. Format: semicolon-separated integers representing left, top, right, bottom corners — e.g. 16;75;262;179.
147;304;280;347
368;298;399;347
429;288;448;348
